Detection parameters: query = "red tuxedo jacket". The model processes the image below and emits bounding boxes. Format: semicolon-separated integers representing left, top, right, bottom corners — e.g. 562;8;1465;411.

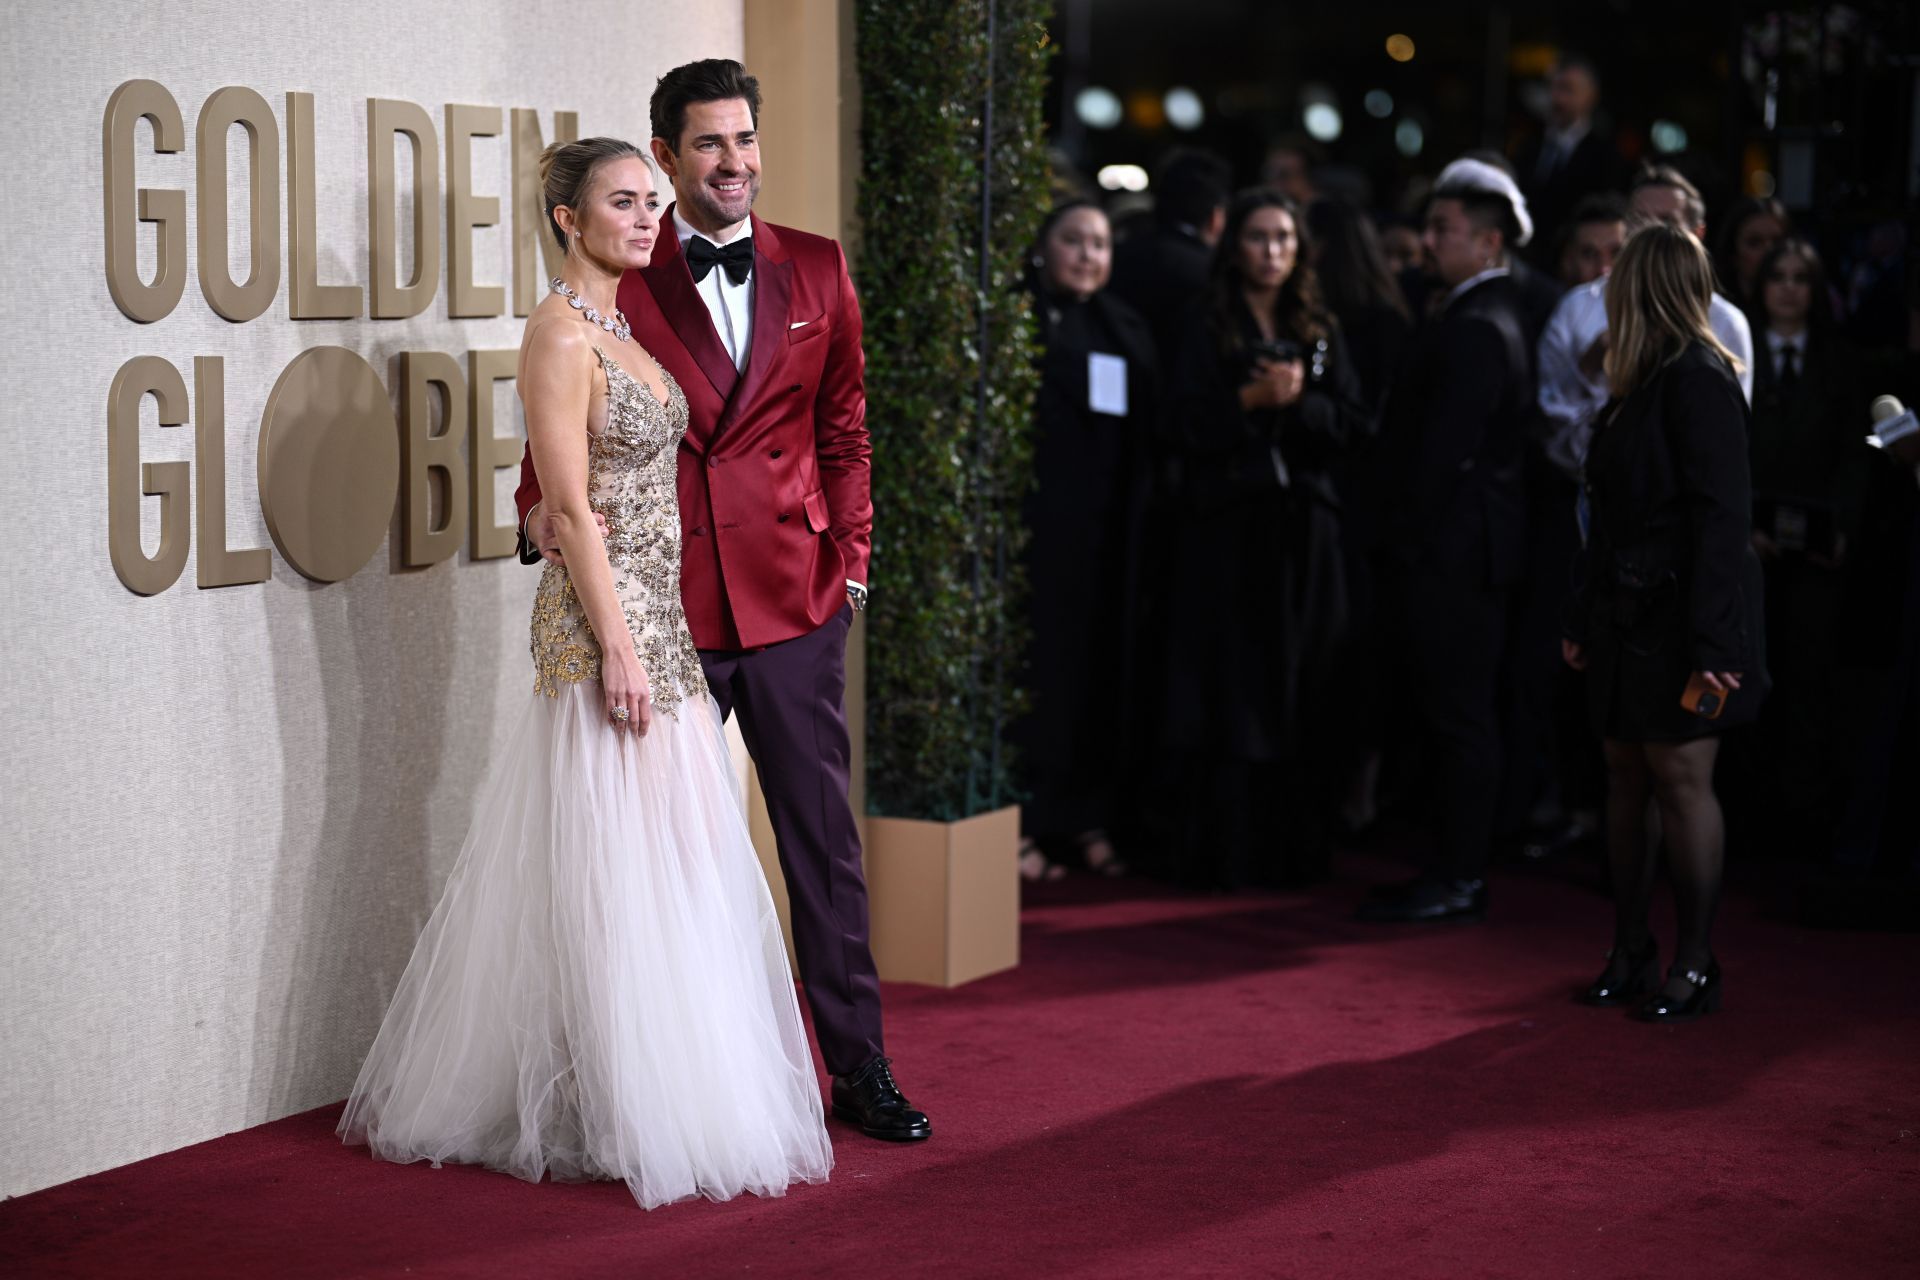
514;211;872;651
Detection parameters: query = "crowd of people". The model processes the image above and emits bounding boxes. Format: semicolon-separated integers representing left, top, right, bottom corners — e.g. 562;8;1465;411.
1012;55;1920;1014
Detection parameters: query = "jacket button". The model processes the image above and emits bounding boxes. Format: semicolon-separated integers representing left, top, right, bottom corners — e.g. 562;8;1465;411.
692;526;707;536
708;455;721;467
777;512;790;523
770;448;783;459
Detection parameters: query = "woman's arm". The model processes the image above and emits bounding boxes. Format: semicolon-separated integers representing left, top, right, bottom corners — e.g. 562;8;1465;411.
520;323;651;732
1670;359;1756;673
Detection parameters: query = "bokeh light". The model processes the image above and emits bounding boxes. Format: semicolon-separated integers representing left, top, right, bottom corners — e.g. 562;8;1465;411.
1164;86;1204;131
1074;86;1122;130
1386;34;1416;63
1304;102;1344;142
1126;91;1166;130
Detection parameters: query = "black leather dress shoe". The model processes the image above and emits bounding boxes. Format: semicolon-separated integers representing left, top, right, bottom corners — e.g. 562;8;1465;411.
1356;878;1487;923
831;1057;931;1141
1577;937;1660;1006
1633;961;1722;1022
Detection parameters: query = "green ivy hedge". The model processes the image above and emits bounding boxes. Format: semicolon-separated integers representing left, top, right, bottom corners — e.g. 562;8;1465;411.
856;0;1052;822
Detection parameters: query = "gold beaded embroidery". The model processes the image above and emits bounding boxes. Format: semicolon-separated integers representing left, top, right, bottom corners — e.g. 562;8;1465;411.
529;349;706;715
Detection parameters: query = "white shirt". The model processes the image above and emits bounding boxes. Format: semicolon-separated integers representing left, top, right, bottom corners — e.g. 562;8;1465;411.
674;207;754;372
1536;276;1754;480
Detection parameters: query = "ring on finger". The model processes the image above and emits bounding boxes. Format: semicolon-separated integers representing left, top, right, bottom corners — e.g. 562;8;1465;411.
610;706;630;722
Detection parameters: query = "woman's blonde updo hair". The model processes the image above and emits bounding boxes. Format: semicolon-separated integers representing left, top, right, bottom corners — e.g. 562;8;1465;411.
537;136;646;252
1603;221;1744;398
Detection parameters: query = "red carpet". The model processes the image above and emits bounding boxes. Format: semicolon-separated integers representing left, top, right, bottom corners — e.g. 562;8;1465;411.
5;852;1917;1278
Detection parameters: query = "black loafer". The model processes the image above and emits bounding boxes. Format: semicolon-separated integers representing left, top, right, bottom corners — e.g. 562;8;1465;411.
831;1057;932;1141
1356;878;1487;923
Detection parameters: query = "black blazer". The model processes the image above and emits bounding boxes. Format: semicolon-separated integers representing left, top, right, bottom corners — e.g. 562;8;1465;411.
1748;330;1870;547
1569;341;1769;737
1371;273;1533;585
1516;128;1620;258
1110;227;1214;368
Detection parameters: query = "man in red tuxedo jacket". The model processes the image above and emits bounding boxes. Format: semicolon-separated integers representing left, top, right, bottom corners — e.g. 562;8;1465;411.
514;60;928;1142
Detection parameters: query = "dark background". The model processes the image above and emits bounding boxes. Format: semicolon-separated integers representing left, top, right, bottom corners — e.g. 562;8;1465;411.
1044;1;1919;241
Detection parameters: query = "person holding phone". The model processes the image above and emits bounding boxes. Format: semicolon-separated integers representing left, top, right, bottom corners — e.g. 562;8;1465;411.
1157;188;1361;888
1562;223;1769;1022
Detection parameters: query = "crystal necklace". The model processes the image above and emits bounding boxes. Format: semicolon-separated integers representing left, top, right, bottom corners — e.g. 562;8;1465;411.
549;277;631;342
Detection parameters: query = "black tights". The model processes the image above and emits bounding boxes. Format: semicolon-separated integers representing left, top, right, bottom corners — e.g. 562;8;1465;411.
1602;737;1724;984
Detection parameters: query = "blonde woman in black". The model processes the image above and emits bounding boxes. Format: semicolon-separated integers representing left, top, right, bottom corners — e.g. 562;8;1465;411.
1563;223;1768;1021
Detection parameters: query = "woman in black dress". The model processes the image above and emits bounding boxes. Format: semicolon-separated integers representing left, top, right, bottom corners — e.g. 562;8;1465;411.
1563;223;1769;1021
1016;199;1158;881
1158;189;1363;887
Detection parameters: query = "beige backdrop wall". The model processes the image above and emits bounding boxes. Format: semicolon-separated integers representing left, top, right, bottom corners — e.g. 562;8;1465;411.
0;0;744;1199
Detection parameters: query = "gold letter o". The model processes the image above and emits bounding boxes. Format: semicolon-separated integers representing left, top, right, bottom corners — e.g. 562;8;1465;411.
258;346;399;582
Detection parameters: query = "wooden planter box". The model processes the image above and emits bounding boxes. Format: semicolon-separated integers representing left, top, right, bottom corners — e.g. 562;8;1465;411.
865;805;1020;988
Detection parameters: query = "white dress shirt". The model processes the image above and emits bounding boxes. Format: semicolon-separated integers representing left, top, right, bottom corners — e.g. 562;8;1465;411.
674;207;754;372
1536;276;1754;480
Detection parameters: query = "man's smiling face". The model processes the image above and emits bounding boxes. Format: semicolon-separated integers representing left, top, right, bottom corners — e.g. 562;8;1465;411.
653;97;761;235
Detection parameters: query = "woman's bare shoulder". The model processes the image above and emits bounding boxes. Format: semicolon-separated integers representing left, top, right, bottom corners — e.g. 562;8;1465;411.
522;305;598;376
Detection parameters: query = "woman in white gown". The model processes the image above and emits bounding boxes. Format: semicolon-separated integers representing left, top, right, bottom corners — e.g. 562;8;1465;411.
338;137;833;1209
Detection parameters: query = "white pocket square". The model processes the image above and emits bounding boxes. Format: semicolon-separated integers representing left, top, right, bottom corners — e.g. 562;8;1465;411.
789;320;812;330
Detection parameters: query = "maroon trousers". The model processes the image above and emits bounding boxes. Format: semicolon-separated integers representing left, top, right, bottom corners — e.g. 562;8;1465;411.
699;603;884;1077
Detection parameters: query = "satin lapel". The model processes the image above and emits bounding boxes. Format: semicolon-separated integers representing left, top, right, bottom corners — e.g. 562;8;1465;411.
639;220;738;404
716;249;792;435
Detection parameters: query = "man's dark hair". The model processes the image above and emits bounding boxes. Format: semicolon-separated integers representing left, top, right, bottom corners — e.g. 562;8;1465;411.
651;58;762;152
1430;183;1521;248
1567;192;1628;228
1153;148;1232;230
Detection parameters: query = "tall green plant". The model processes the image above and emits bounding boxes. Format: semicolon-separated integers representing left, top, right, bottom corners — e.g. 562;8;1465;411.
856;0;1052;821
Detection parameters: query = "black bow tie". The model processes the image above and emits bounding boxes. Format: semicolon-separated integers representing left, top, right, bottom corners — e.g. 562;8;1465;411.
687;236;753;285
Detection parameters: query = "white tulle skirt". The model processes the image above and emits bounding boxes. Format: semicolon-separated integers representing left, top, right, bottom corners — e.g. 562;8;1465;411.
337;681;832;1209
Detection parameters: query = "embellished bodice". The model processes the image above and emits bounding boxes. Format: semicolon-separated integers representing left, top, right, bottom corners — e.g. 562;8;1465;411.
530;348;706;715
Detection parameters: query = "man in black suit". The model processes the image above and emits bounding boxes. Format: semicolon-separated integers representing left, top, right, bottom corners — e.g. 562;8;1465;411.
1361;159;1537;922
1513;55;1619;267
1109;148;1231;368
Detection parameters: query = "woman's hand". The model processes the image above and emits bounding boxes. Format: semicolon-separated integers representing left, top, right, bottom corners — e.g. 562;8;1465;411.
1578;331;1610;382
1698;670;1743;694
601;650;653;737
538;508;609;566
1241;357;1306;411
1561;638;1588;671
